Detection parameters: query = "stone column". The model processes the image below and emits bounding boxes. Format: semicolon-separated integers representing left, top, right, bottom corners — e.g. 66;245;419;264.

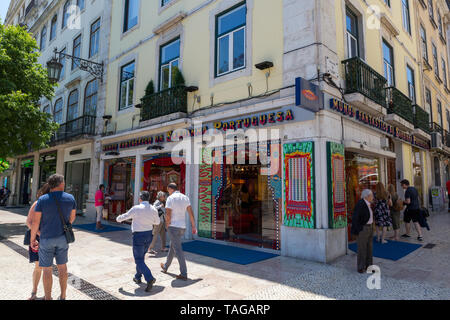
134;153;143;206
31;152;40;202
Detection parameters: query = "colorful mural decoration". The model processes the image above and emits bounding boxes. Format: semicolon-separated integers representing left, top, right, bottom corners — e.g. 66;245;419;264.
268;142;282;250
283;142;315;229
198;148;213;238
327;142;347;229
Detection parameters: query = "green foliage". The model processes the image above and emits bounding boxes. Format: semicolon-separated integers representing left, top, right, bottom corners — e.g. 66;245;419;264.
172;67;185;86
0;159;9;174
145;80;155;96
0;23;57;159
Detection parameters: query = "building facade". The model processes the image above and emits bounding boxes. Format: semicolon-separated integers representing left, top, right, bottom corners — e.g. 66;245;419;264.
4;0;450;263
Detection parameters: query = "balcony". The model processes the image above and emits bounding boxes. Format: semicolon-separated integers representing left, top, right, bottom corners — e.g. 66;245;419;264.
412;105;431;139
342;57;387;116
51;115;96;144
443;129;450;149
384;87;415;131
140;85;188;126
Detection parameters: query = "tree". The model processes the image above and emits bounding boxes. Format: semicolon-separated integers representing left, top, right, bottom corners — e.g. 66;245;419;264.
0;23;57;159
145;80;155;96
172;67;185;86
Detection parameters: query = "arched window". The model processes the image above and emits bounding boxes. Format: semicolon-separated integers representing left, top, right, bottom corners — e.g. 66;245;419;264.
62;1;70;29
84;80;98;116
67;90;79;121
40;26;47;50
50;15;58;41
54;99;63;124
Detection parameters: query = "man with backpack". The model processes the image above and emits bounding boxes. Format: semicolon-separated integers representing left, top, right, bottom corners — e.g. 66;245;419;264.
400;179;424;242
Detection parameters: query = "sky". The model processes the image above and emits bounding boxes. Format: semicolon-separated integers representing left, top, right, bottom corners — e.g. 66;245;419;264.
0;0;11;23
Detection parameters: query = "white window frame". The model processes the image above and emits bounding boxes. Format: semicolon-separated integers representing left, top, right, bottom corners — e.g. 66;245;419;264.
119;62;135;110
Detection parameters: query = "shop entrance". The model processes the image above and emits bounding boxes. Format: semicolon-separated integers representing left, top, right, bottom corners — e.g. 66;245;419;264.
39;153;57;189
387;158;397;188
19;158;34;205
65;159;90;214
142;153;185;203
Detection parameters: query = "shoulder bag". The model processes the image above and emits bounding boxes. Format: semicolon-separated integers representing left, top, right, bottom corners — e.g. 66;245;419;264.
54;195;75;244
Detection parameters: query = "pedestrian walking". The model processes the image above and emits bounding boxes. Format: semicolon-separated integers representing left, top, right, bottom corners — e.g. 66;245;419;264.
25;183;51;300
400;179;424;241
160;183;197;281
351;189;374;273
95;185;106;230
116;191;160;292
148;191;168;255
30;174;77;300
374;182;392;244
387;184;402;241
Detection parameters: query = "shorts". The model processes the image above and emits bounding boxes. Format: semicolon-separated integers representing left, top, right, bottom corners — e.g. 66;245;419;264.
391;212;401;230
38;235;69;268
95;206;103;222
29;235;40;263
404;209;420;223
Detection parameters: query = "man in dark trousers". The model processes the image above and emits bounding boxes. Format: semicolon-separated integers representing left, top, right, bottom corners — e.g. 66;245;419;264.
351;189;374;273
400;179;424;241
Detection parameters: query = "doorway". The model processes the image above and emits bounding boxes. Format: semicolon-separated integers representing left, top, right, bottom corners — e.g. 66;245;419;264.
65;160;90;214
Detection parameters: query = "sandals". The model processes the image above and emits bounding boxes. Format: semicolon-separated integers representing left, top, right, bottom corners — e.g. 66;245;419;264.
418;236;424;242
28;292;38;301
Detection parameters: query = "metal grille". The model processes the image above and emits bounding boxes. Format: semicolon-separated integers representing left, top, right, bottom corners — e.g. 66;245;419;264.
0;237;119;300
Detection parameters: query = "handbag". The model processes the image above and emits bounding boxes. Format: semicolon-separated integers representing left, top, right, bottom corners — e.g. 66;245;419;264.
24;229;31;245
54;196;75;244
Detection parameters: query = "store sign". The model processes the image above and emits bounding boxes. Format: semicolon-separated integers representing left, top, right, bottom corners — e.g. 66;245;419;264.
295;77;323;112
103;126;209;152
213;109;295;131
329;98;430;150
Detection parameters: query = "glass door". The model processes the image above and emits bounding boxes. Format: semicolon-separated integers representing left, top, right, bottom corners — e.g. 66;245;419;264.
65;160;90;214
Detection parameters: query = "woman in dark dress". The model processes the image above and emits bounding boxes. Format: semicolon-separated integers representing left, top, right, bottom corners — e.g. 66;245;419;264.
25;183;50;300
374;182;392;244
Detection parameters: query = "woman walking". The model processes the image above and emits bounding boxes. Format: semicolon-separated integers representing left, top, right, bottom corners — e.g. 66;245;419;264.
387;184;401;241
374;182;392;244
148;191;168;254
25;183;51;300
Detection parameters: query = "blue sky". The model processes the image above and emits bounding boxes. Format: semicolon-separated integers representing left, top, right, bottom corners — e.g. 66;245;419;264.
1;0;11;23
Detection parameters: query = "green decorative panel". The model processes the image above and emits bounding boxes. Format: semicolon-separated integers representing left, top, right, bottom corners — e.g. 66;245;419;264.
327;142;347;229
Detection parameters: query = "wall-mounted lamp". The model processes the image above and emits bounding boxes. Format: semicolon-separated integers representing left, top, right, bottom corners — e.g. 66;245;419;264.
185;86;199;92
255;61;274;70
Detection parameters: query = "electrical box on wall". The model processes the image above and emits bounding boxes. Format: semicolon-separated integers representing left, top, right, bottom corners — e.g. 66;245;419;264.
380;137;390;150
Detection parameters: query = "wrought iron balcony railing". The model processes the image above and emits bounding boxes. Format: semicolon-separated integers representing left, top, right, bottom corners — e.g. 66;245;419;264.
386;87;414;124
140;85;188;122
413;105;430;133
342;57;388;107
444;129;450;148
51;115;96;143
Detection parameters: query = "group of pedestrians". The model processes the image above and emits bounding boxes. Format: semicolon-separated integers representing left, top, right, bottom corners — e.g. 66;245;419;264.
351;179;425;273
24;173;196;299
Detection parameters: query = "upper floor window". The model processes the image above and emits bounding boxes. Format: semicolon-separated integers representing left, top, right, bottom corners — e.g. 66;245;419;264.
420;25;428;62
442;58;448;88
383;40;395;87
437;99;443;126
62;1;70;29
402;0;411;35
216;3;246;77
406;65;415;103
54;98;63;124
160;39;180;90
77;0;85;11
84;79;98;116
346;8;359;58
67;89;79;121
432;43;439;78
43;105;50;114
119;61;135;110
438;11;443;36
428;0;434;20
50;15;57;41
123;0;139;33
426;88;433;121
40;26;47;50
89;19;101;57
161;0;173;7
72;35;82;70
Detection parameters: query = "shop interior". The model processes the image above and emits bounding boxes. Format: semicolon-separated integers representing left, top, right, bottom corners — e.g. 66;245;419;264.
65;159;90;215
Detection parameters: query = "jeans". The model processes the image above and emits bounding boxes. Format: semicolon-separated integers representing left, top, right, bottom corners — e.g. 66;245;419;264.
163;227;187;277
132;231;154;282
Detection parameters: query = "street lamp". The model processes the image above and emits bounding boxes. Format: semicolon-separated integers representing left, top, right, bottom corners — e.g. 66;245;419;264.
46;48;104;83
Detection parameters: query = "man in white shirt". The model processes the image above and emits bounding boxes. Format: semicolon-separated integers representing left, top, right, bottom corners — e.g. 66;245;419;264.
160;183;197;281
116;191;160;292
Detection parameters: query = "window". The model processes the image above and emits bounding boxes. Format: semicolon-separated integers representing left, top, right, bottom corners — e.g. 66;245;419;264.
426;88;433;121
428;0;434;20
437;99;443;126
216;3;246;77
89;19;100;57
160;39;180;90
402;0;411;34
432;43;439;78
161;0;172;6
123;0;139;33
40;26;47;50
438;11;443;36
84;80;98;116
442;58;448;88
54;99;63;124
383;0;390;7
383;40;395;87
72;35;81;70
62;1;70;29
420;25;428;62
50;15;57;41
406;65;415;103
346;8;359;58
119;62;135;110
60;47;67;79
67;90;79;121
43;105;50;114
77;0;85;11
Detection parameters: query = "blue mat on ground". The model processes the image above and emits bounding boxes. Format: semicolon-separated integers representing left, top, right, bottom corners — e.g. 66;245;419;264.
348;238;422;261
181;240;279;265
73;223;128;233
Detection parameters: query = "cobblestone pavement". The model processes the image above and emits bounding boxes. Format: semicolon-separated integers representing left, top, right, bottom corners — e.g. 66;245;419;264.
1;207;449;300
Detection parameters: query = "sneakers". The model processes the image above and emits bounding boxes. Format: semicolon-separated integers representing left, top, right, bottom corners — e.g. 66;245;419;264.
145;279;156;292
418;236;424;241
133;277;142;284
401;234;411;238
